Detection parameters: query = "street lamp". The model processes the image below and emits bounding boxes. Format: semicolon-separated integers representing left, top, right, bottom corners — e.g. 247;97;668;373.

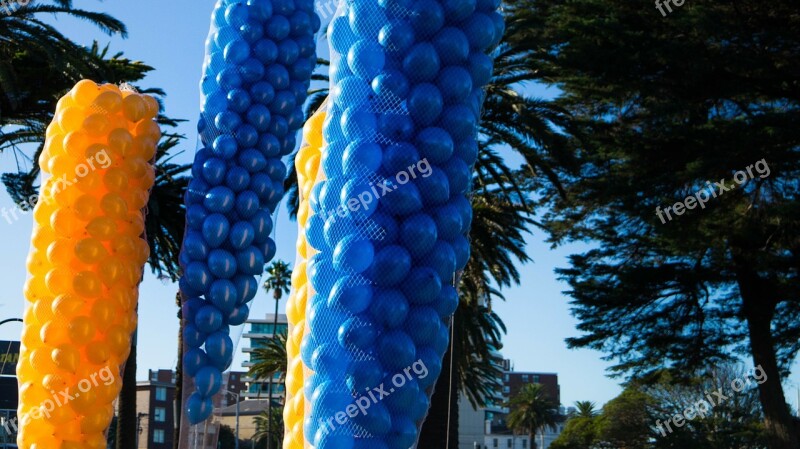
224;390;241;449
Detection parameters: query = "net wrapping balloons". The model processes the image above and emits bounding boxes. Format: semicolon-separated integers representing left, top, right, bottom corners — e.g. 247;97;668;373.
178;0;320;426
17;80;158;449
299;0;504;447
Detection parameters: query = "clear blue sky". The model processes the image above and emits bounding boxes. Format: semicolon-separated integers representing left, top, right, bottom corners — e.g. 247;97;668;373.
1;0;797;412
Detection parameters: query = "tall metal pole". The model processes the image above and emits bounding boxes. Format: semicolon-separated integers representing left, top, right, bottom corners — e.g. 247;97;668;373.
0;318;22;328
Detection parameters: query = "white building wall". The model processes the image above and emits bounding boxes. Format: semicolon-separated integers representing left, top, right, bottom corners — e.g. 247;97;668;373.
458;392;487;449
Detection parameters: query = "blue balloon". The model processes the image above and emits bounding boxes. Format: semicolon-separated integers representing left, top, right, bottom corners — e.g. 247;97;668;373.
305;213;328;250
489;11;505;47
381;182;423;216
343;141;382;176
442;0;476;21
368;244;411;286
321;148;344;179
236;190;261;219
411;1;443;33
228;304;250;326
185;261;212;292
203;90;228;116
416;167;450;205
215;110;242;133
257;134;280;159
245;104;271;132
448;194;473;232
202;157;227;186
204;186;236;213
348;0;386;38
290;56;315;80
405;306;441;345
333;76;370;107
205;331;234;370
341;108;377;141
385;377;421;413
387;416;418;449
235;124;260;147
440;104;477;138
184;231;210;261
378;113;414;141
467;52;494;87
229;221;256;249
424;240;457;282
186;178;210;205
416;127;453;164
437;66;473;103
372;69;410;101
408;83;443;125
247;0;273;21
254;38;279;64
289;10;312;36
212;135;238;160
240;20;264;43
225;3;250;27
208;249;238;278
296;34;317;58
346;359;384;391
300;333;318;367
272;0;295;15
267;115;289;137
217;66;244;90
233;273;259;304
249;172;275;200
369;289;409;328
311;342;349;378
329;15;355;54
242;58;267;83
183;348;209;377
462;13;495;51
308;253;337;295
382;142;419;174
257;237;277;262
226;166;252;192
182;297;205;324
238;148;268;173
402;43;440;82
338;315;379;350
353;401;391;436
228;88;252;114
186;204;209;230
353;439;390;449
195;304;224;333
195;365;223;396
433;284;458;319
451;234;471;270
277;39;300;65
347;40;386;79
265;15;291;40
400;213;438;257
442;156;470;194
186;392;214;424
265;64;291;89
236;245;266;274
402;267;442;304
433;27;469;64
416;346;442;389
315;434;355;449
377;330;416;371
269;90;296;116
183;323;206;348
209;279;238;313
224;40;251;65
367;212;399;247
378;20;415;53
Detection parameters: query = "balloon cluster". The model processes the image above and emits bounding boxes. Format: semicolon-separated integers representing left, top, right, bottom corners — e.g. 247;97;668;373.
18;80;157;449
179;0;320;424
282;109;326;449
300;0;503;446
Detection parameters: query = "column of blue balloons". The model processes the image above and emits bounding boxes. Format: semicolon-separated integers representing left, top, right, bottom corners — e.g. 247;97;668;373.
302;0;504;446
179;0;319;424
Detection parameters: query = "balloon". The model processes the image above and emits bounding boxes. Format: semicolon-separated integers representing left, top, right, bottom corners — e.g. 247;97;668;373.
368;245;411;286
195;366;223;396
369;289;409;328
195;305;224;333
183;348;210;377
186;393;214;424
328;276;373;313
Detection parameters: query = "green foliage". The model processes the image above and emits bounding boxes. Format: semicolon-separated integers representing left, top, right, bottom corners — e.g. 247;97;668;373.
247;332;288;384
253;406;284;449
263;260;292;301
506;383;560;446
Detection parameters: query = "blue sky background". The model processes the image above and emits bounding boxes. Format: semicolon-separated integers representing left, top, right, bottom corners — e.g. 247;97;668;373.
0;0;797;411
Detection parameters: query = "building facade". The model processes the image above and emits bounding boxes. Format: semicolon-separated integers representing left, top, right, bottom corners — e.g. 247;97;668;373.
242;314;288;400
136;369;177;449
0;341;20;449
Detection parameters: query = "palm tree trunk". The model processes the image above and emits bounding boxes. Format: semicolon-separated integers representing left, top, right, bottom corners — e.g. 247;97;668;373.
418;319;459;449
117;332;137;449
529;431;535;449
266;297;280;449
174;291;183;449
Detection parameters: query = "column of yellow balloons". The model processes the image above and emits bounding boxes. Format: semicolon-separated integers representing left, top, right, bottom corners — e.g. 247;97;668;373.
283;109;326;449
17;80;158;449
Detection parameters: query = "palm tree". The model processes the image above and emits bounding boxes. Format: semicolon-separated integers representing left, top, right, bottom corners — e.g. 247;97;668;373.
574;401;597;419
507;384;560;449
248;332;288;384
253;406;284;449
261;260;292;449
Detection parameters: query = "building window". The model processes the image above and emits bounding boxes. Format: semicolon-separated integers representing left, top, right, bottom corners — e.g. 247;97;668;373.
153;429;165;444
503;386;510;394
507;439;512;448
522;439;527;448
522;374;529;382
154;407;166;422
533;375;540;383
504;374;509;382
493;439;498;448
155;387;167;401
